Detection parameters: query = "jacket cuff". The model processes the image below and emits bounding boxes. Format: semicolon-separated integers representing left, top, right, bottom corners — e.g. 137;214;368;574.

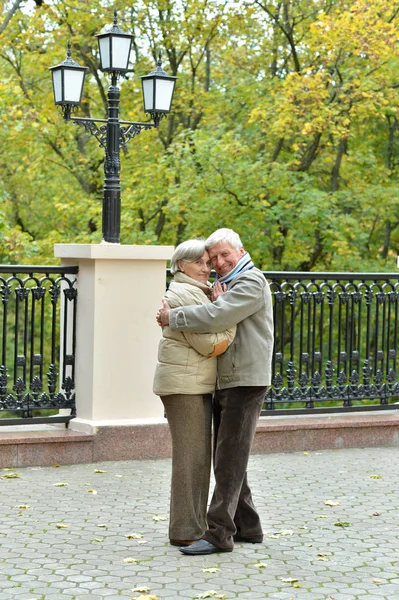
171;308;188;329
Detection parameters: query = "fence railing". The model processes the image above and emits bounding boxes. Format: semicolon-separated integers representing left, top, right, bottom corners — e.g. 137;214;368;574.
0;266;78;425
264;271;399;414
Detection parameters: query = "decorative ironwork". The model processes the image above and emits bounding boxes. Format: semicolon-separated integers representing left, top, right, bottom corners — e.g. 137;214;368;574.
264;271;399;415
0;265;78;425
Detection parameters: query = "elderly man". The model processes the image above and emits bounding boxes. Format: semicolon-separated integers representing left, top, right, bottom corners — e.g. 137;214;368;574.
157;228;273;555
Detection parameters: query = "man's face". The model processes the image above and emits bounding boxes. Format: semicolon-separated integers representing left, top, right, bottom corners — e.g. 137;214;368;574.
208;242;245;277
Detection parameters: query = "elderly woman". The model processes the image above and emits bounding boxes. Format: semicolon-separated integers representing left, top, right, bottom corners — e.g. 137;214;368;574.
153;239;235;547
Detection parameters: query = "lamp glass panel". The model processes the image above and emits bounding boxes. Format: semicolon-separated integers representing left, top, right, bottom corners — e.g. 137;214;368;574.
52;69;62;103
154;78;175;112
142;79;154;111
111;36;131;70
64;69;85;103
99;37;110;69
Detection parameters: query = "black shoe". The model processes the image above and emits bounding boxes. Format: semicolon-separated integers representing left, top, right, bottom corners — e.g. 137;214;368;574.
233;535;263;543
179;539;232;555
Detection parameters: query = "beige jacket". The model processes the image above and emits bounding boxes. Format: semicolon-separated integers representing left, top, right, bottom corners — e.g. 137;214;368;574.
153;273;236;396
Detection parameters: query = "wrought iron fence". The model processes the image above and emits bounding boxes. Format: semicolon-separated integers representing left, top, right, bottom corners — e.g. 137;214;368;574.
167;268;399;414
264;272;399;414
0;266;78;425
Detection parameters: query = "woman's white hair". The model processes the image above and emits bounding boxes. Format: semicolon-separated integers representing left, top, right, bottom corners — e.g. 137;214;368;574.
170;239;207;274
205;228;243;251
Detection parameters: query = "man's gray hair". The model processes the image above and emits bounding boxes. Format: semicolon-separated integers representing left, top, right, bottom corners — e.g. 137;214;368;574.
205;228;243;251
170;239;207;274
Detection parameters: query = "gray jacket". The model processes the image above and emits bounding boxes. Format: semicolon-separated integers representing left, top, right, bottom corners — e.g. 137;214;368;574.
170;268;274;389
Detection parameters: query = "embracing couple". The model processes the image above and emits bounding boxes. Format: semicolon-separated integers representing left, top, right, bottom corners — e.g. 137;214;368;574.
154;228;274;555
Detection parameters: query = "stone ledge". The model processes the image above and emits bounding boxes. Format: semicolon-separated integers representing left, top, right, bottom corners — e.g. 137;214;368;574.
252;411;399;454
1;411;399;467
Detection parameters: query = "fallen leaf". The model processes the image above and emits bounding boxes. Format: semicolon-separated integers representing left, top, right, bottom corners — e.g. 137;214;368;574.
53;482;68;487
55;523;69;529
317;553;329;561
152;515;167;522
315;515;328;519
16;504;30;509
131;596;160;600
324;500;341;507
254;562;268;568
52;464;60;468
123;557;138;563
97;524;107;528
280;577;298;583
131;586;151;593
195;592;226;599
370;474;383;479
334;520;350;527
93;538;103;542
125;533;144;539
137;540;148;544
279;529;294;536
372;512;380;516
94;469;107;474
372;579;383;584
303;451;311;456
202;567;220;573
266;534;280;539
2;472;20;479
87;489;97;494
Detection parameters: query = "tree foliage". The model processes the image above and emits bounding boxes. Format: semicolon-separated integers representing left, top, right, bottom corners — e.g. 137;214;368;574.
0;0;399;270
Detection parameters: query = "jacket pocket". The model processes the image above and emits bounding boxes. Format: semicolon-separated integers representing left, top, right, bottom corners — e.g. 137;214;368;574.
217;341;240;383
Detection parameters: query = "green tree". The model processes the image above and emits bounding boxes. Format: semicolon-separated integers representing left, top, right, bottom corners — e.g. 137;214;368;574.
0;0;398;270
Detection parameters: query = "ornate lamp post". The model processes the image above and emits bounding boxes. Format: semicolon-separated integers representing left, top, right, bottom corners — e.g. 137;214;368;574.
49;11;176;244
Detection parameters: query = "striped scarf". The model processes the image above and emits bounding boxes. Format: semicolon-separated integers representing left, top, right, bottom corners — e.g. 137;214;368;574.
214;251;254;287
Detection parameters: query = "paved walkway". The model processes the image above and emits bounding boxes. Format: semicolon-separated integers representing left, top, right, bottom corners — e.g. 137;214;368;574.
1;447;399;600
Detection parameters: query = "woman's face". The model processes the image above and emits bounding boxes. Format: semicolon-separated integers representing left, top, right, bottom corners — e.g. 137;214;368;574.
178;251;211;283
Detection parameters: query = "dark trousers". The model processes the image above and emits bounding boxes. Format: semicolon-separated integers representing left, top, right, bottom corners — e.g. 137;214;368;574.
203;386;266;550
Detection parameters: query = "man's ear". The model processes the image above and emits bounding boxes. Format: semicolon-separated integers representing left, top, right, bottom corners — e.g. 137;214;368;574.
239;246;245;257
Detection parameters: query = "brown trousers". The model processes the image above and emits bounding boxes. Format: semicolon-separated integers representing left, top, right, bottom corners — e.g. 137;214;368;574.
203;386;266;550
161;394;212;540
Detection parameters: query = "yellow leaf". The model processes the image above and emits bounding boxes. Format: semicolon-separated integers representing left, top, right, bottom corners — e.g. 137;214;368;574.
87;489;97;494
2;472;20;479
53;482;68;487
94;469;107;473
280;577;298;583
125;533;144;539
370;474;383;479
131;587;151;593
55;523;69;529
202;567;220;573
16;505;30;509
122;557;138;563
131;596;160;600
254;562;268;568
324;500;341;507
152;515;167;522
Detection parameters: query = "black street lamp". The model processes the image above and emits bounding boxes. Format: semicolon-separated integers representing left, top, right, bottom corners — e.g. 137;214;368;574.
50;10;176;244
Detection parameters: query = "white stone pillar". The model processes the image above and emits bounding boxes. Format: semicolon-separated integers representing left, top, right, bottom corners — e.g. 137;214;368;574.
54;244;174;435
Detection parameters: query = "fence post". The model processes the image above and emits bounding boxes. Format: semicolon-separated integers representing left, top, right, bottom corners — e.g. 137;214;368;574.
54;244;174;436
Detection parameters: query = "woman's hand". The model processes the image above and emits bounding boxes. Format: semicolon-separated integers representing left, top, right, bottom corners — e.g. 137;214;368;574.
211;281;227;302
156;298;171;326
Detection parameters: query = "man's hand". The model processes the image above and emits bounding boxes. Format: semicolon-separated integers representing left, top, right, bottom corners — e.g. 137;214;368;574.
156;298;171;327
211;281;227;302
